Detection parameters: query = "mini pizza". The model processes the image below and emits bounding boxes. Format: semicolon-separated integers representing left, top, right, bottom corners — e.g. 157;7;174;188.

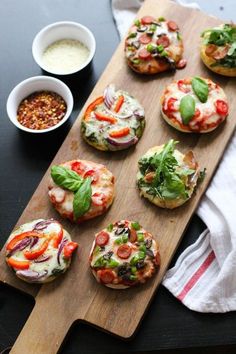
5;219;78;283
81;84;145;151
48;160;115;223
125;15;185;75
137;140;201;209
89;220;160;289
161;77;229;133
200;24;236;77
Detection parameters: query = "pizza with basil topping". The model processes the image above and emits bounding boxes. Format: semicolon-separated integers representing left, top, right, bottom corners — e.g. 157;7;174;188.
90;220;160;289
201;24;236;77
137;140;201;209
125;15;185;75
161;77;229;133
48;160;115;223
81;84;145;151
6;219;78;283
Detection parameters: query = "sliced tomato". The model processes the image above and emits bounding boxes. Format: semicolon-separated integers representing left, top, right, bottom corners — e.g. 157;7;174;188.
212;46;229;60
63;241;78;259
117;244;132;259
99;269;115;284
167;97;178;112
194;108;201;119
96;231;109;246
92;192;106;207
114;95;125;113
109;127;130;138
6;231;41;251
177;79;190;93
71;161;85;175
138;48;152;60
7;257;30;270
167;20;179;31
156;35;170;48
84;96;104;121
24;239;49;260
94;112;117;124
129;229;137;243
176;58;187;69
83;169;98;184
141;16;155;25
205;44;217;56
215;100;229;116
139;34;152;44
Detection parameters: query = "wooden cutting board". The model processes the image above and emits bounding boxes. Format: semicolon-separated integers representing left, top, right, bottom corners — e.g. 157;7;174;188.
0;0;235;353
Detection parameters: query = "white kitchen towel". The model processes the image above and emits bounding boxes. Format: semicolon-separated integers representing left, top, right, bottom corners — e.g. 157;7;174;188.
112;0;236;312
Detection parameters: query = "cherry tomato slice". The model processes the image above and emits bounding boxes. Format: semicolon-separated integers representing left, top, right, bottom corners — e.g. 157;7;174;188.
139;34;152;44
212;46;229;60
205;44;217;56
96;231;110;247
141;16;155;25
167;20;179;31
117;244;132;259
156;35;170;48
99;269;115;284
167;97;178;112
83;169;98;184
92;192;106;206
138;48;152;60
71;161;85;175
215;100;229;116
63;241;78;259
177;79;190;93
176;58;187;69
194;109;201;119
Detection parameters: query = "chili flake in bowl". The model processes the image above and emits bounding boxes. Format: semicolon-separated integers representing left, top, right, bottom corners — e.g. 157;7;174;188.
7;76;73;133
17;91;67;130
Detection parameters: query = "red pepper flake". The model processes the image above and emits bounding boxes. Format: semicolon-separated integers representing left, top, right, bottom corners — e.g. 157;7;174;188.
17;91;67;130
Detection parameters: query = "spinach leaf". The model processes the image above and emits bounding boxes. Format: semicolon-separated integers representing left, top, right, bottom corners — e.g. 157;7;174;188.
180;95;196;124
192;77;209;103
73;178;92;220
51;165;83;192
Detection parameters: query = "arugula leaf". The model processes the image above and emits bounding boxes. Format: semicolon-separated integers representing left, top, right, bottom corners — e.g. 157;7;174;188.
73;178;92;220
192;77;209;103
138;140;193;201
180;95;196;124
51;165;83;192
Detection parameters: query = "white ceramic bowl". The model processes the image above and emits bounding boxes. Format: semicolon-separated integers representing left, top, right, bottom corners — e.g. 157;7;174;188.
32;21;96;75
6;76;74;133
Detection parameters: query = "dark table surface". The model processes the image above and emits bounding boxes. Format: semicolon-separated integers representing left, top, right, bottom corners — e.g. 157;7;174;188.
0;1;236;353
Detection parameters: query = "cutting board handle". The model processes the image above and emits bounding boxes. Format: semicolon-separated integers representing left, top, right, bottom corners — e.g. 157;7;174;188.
10;291;74;354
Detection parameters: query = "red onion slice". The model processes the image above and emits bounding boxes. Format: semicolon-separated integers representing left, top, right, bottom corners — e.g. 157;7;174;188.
34;255;52;263
106;136;138;149
103;84;116;109
16;269;48;283
30;236;39;249
57;238;68;265
8;237;32;256
33;219;55;231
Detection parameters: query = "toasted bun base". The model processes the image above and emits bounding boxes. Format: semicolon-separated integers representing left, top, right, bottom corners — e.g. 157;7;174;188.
200;44;236;77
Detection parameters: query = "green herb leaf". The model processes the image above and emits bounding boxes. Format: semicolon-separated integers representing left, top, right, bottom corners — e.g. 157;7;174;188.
73;178;92;220
131;222;140;230
192;77;209;103
51;165;83;192
107;223;114;232
180;95;196;124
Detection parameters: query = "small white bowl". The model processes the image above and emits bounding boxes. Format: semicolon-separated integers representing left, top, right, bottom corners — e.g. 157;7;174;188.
6;76;74;133
32;21;96;75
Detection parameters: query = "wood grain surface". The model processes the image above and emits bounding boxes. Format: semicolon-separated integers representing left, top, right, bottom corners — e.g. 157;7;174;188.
0;0;235;353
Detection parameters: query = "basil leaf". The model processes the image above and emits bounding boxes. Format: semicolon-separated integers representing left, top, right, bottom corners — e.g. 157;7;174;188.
192;77;209;103
180;95;196;124
51;165;83;192
73;178;92;220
